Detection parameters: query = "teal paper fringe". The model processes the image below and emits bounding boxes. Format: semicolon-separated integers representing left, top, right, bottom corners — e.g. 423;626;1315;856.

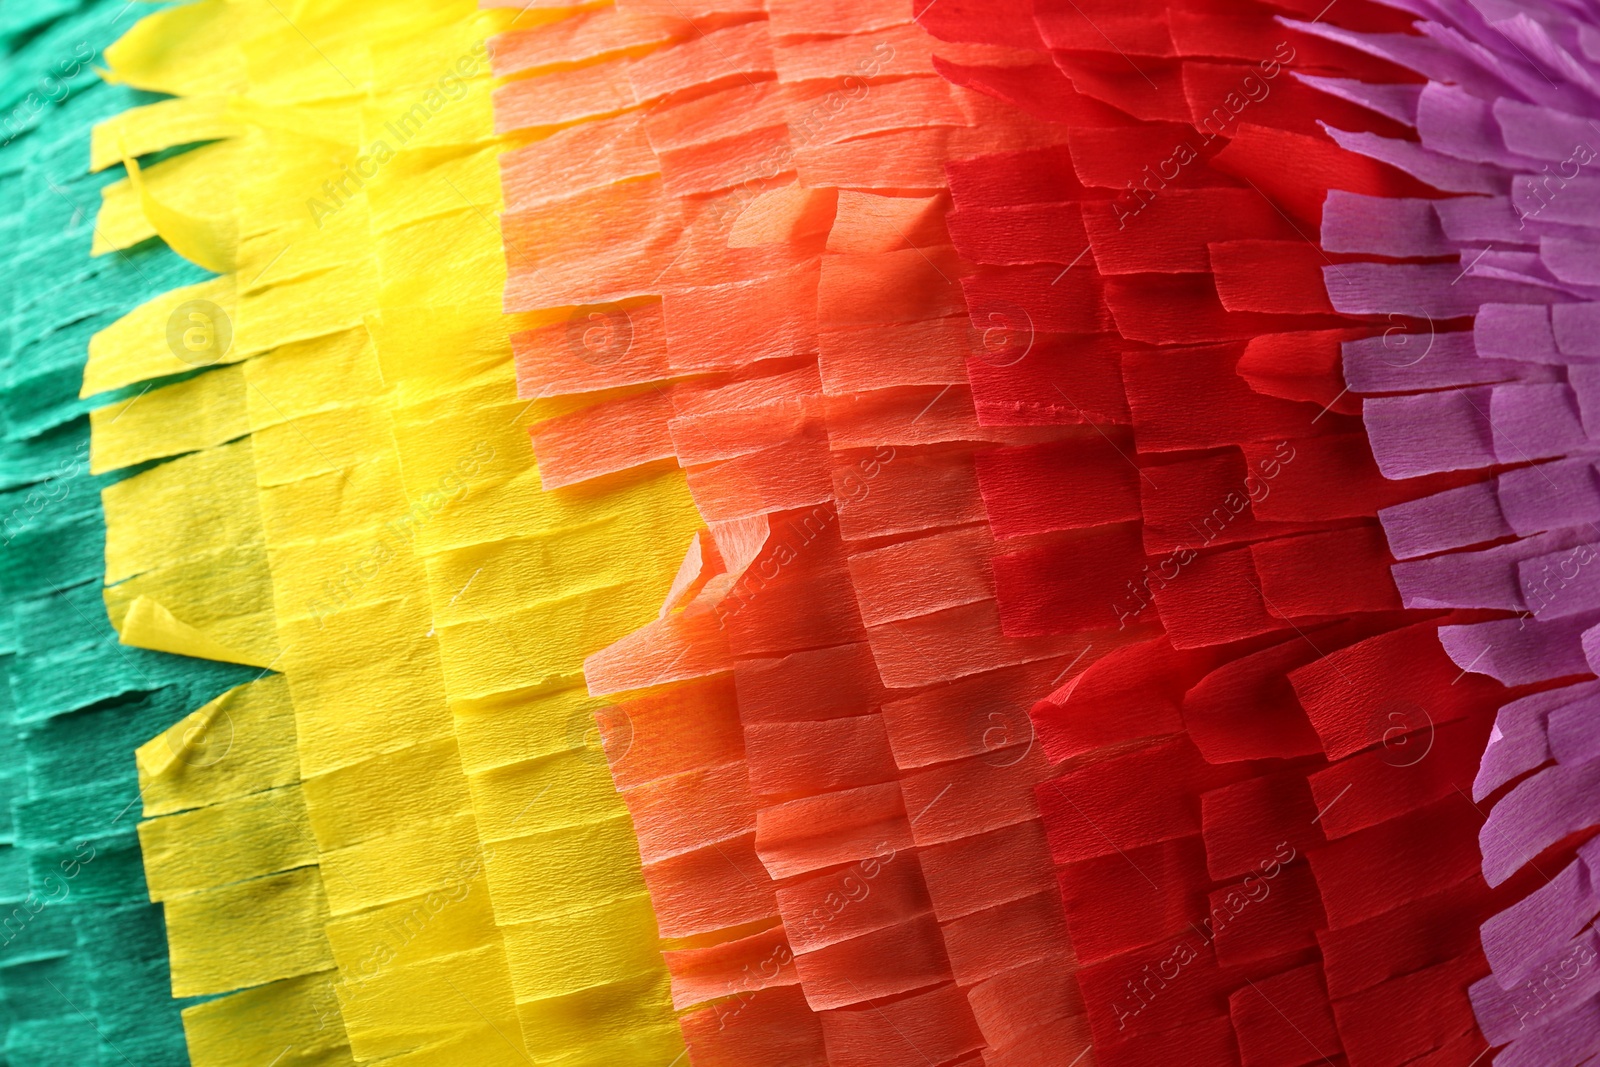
0;2;255;1063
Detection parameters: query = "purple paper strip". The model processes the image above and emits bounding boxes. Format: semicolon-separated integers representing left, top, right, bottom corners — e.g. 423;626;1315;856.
1480;832;1600;988
1439;612;1600;686
1478;758;1600;886
1306;0;1600;1051
1471;928;1600;1043
1379;480;1511;560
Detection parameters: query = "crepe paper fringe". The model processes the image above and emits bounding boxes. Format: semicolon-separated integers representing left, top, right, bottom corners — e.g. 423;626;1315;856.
918;0;1535;1063
1294;2;1600;1062
25;3;1564;1067
87;1;700;1064
492;2;1121;1064
0;2;270;1065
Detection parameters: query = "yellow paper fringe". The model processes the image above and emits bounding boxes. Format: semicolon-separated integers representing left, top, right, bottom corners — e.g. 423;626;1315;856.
92;2;702;1063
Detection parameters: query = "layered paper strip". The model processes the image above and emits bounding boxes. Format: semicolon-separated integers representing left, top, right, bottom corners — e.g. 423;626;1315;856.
85;1;705;1064
0;2;259;1062
1293;2;1600;1062
920;0;1533;1062
492;2;1103;1064
18;0;1592;1065
491;0;1586;1064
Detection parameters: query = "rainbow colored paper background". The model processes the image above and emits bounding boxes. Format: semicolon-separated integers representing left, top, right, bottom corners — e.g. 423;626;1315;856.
2;1;1596;1065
